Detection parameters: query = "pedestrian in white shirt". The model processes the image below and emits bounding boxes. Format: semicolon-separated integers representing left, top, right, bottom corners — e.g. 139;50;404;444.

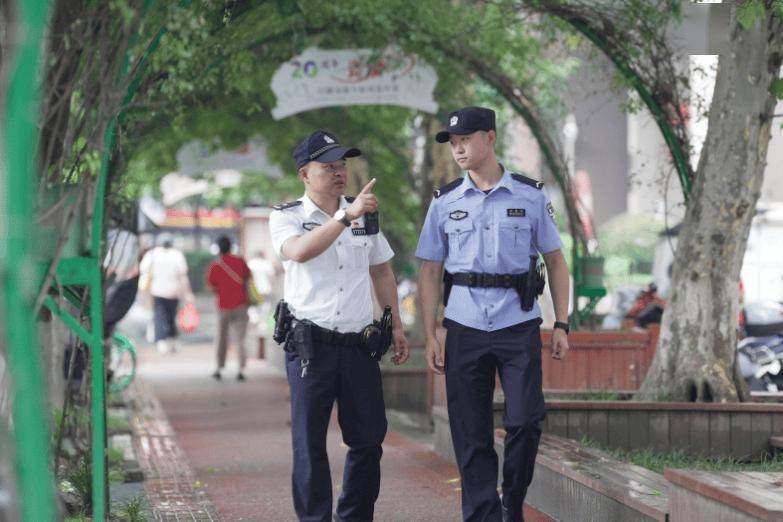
139;233;194;354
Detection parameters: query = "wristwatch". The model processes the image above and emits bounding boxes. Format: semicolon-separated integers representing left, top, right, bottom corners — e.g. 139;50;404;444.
333;209;351;227
553;321;570;335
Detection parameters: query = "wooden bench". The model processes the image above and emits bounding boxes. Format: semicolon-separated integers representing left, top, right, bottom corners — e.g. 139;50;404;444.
666;469;783;521
497;431;670;522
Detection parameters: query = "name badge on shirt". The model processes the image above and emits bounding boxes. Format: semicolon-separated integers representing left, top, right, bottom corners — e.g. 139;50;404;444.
351;220;367;236
507;208;526;217
449;210;468;220
302;222;321;231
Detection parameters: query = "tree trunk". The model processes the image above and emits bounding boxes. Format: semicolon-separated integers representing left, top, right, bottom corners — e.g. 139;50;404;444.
637;5;783;402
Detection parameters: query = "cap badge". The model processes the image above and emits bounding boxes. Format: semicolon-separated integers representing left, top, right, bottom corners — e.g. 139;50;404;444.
450;116;458;126
324;135;335;144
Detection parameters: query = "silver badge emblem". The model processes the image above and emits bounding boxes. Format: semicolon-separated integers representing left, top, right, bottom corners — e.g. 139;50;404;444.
450;116;458;126
324;135;335;144
449;210;468;220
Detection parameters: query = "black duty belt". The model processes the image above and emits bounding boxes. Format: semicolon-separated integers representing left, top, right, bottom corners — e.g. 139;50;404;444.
450;272;528;288
305;322;361;347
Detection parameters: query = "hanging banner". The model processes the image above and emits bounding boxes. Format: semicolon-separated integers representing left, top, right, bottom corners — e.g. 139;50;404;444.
270;47;438;120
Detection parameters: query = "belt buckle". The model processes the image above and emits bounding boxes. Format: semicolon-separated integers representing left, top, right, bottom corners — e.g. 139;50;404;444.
467;273;477;286
502;274;512;287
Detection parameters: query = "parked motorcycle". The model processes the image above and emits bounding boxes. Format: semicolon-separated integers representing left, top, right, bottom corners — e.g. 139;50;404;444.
738;301;783;392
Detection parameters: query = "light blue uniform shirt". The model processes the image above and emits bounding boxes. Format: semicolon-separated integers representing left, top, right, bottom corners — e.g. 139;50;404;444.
415;166;563;332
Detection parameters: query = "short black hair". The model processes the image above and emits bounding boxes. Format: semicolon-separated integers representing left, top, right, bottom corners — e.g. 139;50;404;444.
216;235;231;254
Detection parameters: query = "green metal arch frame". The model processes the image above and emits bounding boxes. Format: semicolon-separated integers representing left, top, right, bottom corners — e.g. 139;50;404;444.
109;332;137;394
1;1;58;520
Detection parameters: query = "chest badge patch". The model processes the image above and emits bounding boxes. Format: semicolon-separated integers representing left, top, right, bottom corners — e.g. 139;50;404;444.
302;222;321;231
449;210;468;220
507;208;526;217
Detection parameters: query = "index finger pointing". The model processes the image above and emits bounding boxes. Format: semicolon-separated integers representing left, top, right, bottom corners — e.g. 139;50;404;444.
358;178;376;195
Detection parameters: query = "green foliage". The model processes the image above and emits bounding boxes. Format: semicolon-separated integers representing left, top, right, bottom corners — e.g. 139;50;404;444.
62;458;92;511
112;495;150;522
737;0;766;29
609;447;783;474
185;250;215;294
107;412;131;434
598;214;663;268
772;78;783;100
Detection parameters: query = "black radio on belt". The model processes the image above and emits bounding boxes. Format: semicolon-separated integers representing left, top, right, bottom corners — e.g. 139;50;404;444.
273;300;294;348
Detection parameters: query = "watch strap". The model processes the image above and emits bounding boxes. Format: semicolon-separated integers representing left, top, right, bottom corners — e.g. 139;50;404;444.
553;321;570;334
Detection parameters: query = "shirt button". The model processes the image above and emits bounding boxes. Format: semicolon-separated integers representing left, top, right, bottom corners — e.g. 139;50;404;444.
339;287;343;292
485;226;490;230
339;265;343;269
337;241;342;245
490;304;494;309
336;311;340;316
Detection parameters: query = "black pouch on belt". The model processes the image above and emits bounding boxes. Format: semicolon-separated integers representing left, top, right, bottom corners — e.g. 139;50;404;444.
360;306;393;360
291;320;316;361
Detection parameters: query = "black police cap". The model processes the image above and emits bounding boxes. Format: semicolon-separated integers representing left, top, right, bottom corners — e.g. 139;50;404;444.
435;106;496;143
293;130;361;169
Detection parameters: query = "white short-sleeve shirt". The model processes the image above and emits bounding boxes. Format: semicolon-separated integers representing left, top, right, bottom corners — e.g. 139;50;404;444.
268;193;394;332
139;246;188;299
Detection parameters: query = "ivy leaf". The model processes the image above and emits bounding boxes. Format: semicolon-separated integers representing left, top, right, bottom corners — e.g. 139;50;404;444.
772;78;783;100
737;0;765;29
774;0;783;19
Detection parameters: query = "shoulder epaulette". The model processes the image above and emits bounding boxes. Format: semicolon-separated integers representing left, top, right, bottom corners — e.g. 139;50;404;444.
433;178;463;198
511;173;544;190
272;200;302;211
344;196;355;203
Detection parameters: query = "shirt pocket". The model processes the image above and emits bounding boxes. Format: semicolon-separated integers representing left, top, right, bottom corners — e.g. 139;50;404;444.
347;236;370;268
499;218;531;257
444;218;477;257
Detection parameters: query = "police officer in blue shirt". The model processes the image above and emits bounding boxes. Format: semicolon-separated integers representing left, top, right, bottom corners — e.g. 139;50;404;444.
416;107;571;522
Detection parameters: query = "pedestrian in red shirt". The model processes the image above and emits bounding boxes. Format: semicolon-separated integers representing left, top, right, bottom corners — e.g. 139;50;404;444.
206;235;251;381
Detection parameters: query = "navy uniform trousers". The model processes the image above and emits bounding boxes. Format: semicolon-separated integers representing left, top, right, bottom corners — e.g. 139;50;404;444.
444;318;546;522
286;337;387;522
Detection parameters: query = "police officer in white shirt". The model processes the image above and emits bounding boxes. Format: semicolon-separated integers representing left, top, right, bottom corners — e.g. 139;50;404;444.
268;130;410;522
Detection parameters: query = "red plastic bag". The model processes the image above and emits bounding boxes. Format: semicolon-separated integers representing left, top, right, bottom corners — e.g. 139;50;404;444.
177;302;200;333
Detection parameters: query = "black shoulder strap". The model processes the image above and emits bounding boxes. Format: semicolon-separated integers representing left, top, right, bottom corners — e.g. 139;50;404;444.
272;200;303;211
433;178;463;198
511;173;544;190
344;196;355;203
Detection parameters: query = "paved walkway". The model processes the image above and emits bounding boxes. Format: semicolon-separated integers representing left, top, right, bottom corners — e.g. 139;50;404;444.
132;339;551;521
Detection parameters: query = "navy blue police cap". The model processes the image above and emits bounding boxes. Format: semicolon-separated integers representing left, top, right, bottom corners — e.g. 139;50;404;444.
293;130;361;169
435;106;496;143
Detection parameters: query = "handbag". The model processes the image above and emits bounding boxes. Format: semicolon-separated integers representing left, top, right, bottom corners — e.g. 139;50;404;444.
217;258;262;306
139;251;154;293
177;302;200;333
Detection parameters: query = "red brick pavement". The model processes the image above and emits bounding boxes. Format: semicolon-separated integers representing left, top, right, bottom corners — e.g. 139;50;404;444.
131;342;552;521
